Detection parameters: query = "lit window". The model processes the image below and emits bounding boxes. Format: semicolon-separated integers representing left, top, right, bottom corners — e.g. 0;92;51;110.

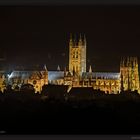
73;54;75;58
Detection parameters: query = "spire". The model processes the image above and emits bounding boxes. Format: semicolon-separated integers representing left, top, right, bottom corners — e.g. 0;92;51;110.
83;34;86;46
89;65;92;79
133;57;135;67
78;33;82;46
135;57;138;67
57;65;60;71
133;57;138;67
44;64;47;71
74;34;77;46
89;65;92;73
127;56;130;67
69;33;73;46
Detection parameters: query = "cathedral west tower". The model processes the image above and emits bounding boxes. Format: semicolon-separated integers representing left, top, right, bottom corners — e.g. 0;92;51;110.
120;57;140;91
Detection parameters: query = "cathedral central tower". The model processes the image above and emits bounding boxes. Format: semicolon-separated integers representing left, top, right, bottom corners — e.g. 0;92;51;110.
69;34;86;76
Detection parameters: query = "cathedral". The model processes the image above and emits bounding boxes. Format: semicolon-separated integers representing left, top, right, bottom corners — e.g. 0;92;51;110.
65;34;140;94
0;34;140;94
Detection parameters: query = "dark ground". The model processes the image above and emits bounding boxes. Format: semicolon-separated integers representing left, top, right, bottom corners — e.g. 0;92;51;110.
0;92;140;135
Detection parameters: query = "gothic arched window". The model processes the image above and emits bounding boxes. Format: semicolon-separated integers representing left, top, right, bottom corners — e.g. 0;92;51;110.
76;51;78;58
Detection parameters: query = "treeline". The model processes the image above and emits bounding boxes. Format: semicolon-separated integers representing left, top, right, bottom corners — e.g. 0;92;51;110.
1;84;140;102
0;85;140;134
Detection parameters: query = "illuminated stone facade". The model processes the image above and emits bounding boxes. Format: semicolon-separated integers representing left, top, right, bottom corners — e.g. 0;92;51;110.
81;72;121;94
0;71;7;92
8;68;48;93
65;34;122;93
1;34;139;94
120;57;140;92
65;34;140;94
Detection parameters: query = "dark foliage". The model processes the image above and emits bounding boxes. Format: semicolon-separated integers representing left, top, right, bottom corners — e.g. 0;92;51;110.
20;84;35;94
0;89;140;134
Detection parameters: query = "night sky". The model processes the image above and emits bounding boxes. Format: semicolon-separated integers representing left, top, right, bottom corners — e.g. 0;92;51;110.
0;6;140;72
